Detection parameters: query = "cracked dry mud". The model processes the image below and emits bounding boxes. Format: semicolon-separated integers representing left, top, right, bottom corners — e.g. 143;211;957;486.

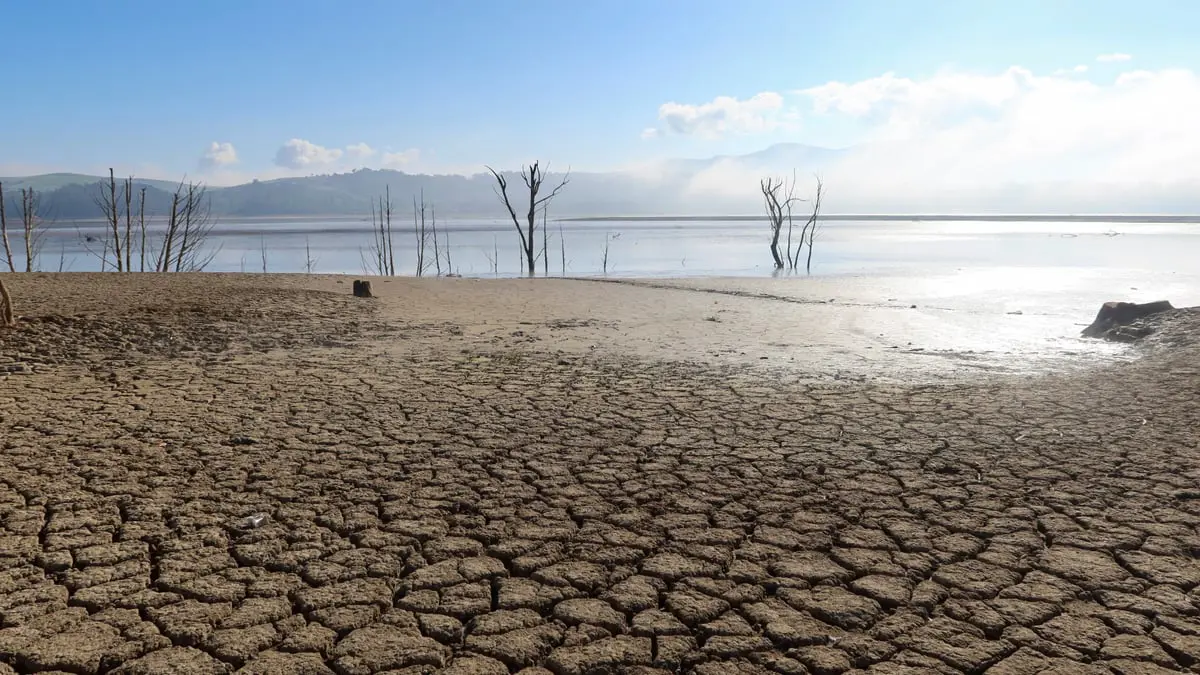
1;273;1199;675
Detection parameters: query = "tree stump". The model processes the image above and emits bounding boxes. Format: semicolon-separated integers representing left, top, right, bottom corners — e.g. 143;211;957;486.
1081;300;1173;339
352;280;374;298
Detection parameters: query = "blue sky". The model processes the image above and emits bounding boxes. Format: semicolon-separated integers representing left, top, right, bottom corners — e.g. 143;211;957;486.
2;0;1198;189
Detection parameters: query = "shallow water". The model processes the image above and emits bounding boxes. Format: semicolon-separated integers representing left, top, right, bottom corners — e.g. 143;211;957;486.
15;218;1200;354
23;217;1199;276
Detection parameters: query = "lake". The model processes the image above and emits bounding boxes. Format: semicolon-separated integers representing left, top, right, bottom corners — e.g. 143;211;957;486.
12;216;1200;314
8;216;1198;374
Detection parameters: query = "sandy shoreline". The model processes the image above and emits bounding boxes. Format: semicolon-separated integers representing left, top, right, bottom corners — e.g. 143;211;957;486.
1;273;1199;674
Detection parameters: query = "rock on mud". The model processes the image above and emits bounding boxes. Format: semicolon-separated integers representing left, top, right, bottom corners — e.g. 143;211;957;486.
1082;300;1174;342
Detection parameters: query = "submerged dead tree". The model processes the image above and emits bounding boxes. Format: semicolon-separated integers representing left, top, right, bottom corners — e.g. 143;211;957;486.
89;172;214;272
412;192;434;276
17;188;45;272
487;161;570;276
0;182;13;272
797;177;822;273
364;188;396;276
761;176;796;269
761;173;824;273
93;170;127;271
156;180;217;272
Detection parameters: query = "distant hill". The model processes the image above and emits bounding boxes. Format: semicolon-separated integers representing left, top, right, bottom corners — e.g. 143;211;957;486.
0;172;182;193
0;144;844;220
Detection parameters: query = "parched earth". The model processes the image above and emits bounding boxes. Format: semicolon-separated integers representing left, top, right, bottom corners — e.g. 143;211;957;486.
1;273;1200;675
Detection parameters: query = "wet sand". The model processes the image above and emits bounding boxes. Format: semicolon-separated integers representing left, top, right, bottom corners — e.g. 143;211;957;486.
1;273;1198;674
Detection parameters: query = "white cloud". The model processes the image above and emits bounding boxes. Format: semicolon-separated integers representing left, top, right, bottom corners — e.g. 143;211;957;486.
200;141;238;168
381;148;420;167
345;142;376;161
1054;64;1088;75
640;127;661;140
274;139;343;169
1097;53;1133;62
667;64;1200;213
654;92;787;139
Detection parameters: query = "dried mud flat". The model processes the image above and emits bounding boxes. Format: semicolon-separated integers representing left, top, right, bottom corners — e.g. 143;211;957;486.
1;273;1199;675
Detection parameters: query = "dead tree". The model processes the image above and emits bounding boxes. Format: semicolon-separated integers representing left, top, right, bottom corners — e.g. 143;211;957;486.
18;188;45;272
364;189;396;276
155;180;218;272
137;187;147;272
412;192;431;276
122;177;134;273
799;177;823;273
762;173;824;273
559;222;567;277
384;187;395;275
0;182;13;272
487;161;570;276
94;171;201;272
541;208;549;277
92;169;124;271
431;205;442;276
761;176;797;269
304;237;318;274
0;278;12;326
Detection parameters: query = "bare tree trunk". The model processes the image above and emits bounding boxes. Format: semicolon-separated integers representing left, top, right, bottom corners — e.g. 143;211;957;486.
804;178;823;274
785;204;794;268
487;162;570;276
542;208;549;277
0;278;13;326
0;182;13;273
123;177;133;273
603;232;610;275
384;186;394;276
305;237;316;274
260;235;268;273
377;196;385;274
174;183;196;272
19;188;44;273
107;169;122;271
415;194;424;273
158;190;181;272
431;205;441;276
91;169;122;271
371;200;379;274
559;222;566;277
138;187;147;272
413;193;429;276
761;177;787;269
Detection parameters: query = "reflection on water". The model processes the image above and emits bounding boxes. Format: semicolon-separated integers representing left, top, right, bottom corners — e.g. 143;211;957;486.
19;218;1200;279
13;217;1200;312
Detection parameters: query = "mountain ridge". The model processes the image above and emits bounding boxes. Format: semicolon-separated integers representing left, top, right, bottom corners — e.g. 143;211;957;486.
0;144;841;220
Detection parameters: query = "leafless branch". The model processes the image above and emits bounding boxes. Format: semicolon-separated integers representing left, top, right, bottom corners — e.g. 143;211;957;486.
18;188;46;272
488;162;570;276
